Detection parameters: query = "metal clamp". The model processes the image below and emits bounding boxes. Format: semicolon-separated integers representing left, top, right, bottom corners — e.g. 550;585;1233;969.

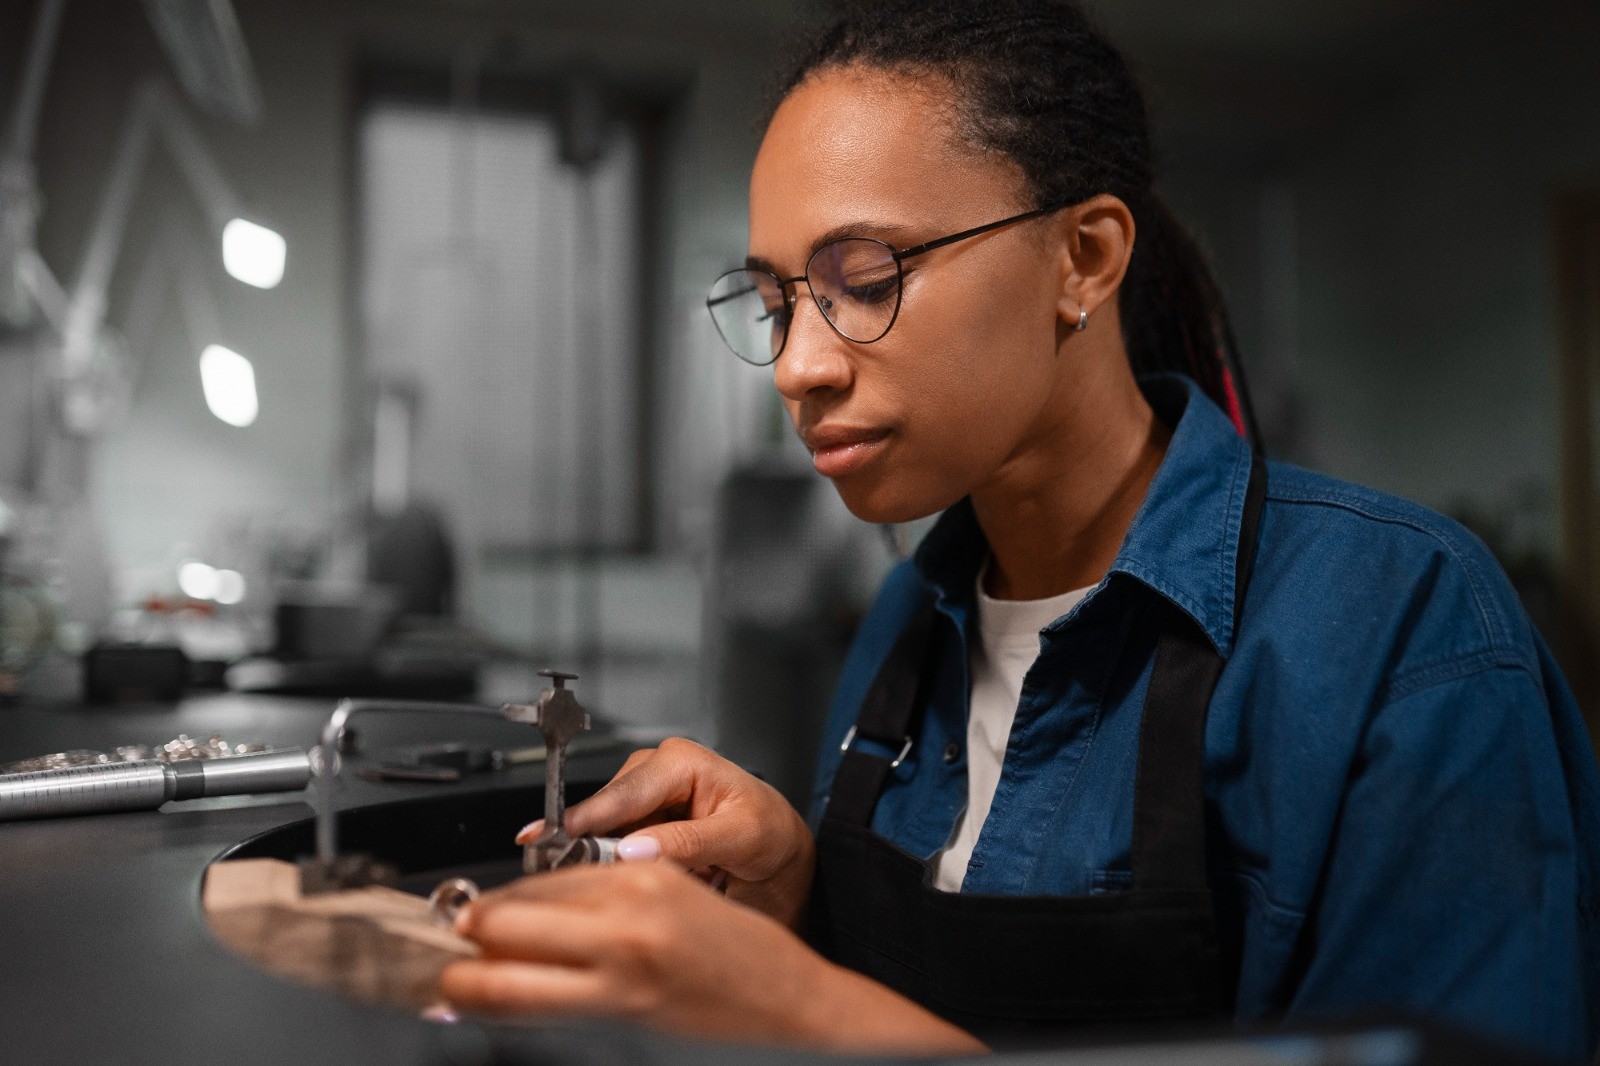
304;699;514;892
839;725;914;770
302;677;623;895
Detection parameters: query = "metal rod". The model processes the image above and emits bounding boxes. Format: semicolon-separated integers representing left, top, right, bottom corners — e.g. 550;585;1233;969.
150;82;242;228
2;0;66;166
65;79;247;372
541;731;566;843
65;85;159;369
313;699;510;866
16;248;69;333
0;749;309;822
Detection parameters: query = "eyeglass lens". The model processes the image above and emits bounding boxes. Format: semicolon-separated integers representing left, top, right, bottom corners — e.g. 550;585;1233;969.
707;238;902;366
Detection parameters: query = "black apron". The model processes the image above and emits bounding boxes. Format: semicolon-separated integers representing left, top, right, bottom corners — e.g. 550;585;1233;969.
809;456;1267;1047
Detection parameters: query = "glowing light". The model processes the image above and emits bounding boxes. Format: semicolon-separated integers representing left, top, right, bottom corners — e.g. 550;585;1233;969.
221;217;286;289
178;561;218;600
213;569;247;605
199;344;258;427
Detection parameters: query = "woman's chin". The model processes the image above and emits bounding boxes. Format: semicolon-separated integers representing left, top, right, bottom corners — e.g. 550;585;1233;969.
830;477;956;527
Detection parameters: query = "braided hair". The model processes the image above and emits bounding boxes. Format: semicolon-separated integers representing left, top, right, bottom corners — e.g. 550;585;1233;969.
771;0;1260;446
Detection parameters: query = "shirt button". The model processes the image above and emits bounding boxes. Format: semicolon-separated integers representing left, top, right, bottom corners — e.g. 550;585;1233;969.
942;741;961;764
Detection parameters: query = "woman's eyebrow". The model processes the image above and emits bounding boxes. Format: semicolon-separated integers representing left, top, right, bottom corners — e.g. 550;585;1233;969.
746;219;921;274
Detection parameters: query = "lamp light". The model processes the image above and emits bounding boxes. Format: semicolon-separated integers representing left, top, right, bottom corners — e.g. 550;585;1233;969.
177;560;218;599
213;568;246;605
199;343;257;427
221;216;284;289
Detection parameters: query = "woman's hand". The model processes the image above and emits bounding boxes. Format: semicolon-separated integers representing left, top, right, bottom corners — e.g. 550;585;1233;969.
518;738;815;928
439;862;985;1056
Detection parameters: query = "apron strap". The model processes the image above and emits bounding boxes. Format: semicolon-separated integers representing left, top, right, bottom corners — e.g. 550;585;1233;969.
1132;454;1267;892
827;603;939;827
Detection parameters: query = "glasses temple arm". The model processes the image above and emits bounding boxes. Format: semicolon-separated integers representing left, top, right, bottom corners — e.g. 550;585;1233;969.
893;205;1064;262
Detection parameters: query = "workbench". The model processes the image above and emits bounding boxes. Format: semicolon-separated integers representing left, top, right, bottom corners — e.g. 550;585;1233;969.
0;694;1522;1066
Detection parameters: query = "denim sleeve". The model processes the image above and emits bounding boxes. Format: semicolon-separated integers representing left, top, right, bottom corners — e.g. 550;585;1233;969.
1285;663;1593;1061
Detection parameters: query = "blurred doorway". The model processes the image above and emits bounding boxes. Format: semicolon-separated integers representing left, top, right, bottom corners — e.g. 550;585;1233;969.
1554;188;1600;749
354;60;672;707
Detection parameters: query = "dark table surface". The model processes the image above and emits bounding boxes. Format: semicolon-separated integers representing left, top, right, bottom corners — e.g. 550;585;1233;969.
0;694;1526;1066
0;692;808;1066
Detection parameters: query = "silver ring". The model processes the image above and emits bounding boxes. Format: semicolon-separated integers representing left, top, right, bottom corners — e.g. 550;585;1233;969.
1075;307;1089;331
427;877;480;928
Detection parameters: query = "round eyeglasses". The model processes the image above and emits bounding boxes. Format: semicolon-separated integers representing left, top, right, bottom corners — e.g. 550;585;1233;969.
705;204;1068;367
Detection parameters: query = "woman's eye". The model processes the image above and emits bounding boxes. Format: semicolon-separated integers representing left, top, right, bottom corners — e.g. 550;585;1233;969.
840;276;898;304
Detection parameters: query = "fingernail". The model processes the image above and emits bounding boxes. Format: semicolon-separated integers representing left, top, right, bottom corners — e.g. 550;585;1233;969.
514;819;543;843
616;835;660;862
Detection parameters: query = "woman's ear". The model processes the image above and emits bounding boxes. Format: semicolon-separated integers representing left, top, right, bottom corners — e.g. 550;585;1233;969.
1056;193;1135;327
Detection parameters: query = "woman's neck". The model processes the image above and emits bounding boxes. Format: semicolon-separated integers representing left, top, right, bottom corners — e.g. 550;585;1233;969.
970;363;1171;603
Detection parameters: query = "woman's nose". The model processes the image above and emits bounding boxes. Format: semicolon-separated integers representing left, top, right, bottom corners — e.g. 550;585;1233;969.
773;295;852;401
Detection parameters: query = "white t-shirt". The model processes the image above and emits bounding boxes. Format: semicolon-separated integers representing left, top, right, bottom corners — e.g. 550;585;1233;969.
931;565;1092;892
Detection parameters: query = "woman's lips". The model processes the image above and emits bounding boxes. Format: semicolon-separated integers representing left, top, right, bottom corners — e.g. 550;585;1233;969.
803;426;890;478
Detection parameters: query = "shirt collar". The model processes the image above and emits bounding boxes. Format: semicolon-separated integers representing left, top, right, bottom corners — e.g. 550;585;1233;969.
913;374;1255;657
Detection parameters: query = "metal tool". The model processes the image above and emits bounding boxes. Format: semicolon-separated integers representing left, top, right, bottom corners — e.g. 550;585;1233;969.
503;669;623;873
304;699;509;893
0;748;310;821
302;674;621;895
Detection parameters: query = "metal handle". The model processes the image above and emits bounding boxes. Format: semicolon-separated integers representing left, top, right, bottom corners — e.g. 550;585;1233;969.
0;760;170;821
0;748;310;822
313;699;509;867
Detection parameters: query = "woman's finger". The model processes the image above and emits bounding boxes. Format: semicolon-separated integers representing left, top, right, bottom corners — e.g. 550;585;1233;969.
561;746;707;838
439;958;612;1017
515;808;683;848
513;818;544;844
476;862;676;907
517;748;664;843
465;901;624;966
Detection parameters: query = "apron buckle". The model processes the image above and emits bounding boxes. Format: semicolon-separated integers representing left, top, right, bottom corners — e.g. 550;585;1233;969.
840;725;914;770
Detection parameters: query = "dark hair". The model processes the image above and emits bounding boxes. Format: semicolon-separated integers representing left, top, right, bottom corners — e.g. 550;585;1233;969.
771;0;1260;446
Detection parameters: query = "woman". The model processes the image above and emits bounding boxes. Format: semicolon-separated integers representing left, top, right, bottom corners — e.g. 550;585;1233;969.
440;1;1600;1059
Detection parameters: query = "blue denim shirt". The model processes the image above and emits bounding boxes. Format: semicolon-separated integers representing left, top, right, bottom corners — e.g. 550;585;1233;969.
810;376;1600;1062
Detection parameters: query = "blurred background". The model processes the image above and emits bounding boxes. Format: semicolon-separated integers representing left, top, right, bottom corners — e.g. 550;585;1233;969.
1;0;1597;804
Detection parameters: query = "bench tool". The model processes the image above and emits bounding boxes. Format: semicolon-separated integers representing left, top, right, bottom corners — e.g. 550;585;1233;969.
301;672;621;895
504;669;621;873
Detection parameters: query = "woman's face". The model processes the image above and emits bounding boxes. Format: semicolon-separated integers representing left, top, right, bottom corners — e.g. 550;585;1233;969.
749;65;1075;524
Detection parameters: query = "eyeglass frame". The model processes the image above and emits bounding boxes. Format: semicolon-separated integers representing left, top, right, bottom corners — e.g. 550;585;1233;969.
706;202;1071;366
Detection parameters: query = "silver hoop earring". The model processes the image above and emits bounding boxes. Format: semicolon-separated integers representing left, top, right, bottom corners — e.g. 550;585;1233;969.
1075;307;1089;331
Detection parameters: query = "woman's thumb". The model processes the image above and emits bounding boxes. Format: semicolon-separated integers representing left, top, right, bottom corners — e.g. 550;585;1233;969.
618;817;717;868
